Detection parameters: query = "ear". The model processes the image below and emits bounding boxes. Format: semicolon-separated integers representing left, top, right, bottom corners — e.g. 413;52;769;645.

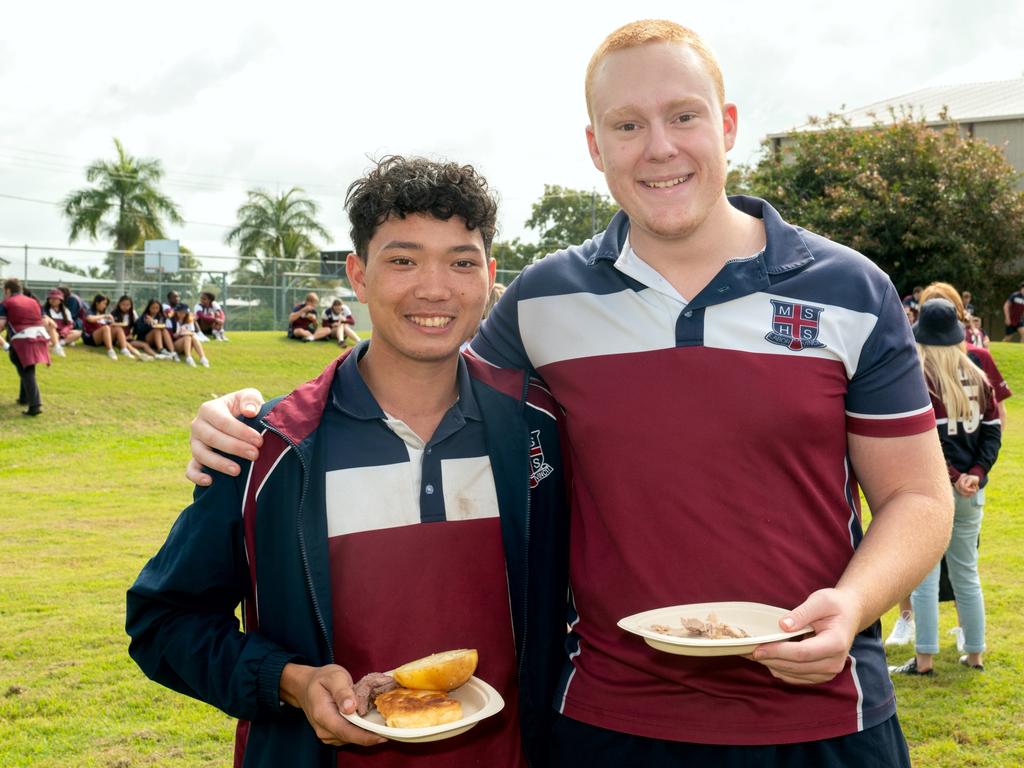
722;102;739;152
346;253;369;305
487;257;496;289
585;124;605;172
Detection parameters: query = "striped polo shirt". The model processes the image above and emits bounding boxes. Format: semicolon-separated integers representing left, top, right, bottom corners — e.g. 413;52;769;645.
470;196;934;745
322;345;523;767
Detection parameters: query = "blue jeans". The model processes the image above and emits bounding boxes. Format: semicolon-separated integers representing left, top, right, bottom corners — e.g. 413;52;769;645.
911;488;986;654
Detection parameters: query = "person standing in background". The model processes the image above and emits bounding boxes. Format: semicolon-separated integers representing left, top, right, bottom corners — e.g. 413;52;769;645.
1;278;50;416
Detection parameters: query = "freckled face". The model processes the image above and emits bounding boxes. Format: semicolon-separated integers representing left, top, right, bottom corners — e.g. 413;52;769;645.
587;42;737;248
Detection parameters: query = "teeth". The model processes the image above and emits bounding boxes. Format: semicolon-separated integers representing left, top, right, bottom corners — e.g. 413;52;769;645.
645;175;690;189
410;316;451;328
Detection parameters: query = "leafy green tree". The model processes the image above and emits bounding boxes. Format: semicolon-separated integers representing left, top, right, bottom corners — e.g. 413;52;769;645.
39;256;105;279
491;185;619;279
743;113;1024;314
61;138;183;293
226;189;330;283
524;184;619;253
226;188;331;324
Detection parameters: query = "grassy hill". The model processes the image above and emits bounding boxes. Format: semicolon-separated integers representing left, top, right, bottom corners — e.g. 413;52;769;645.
1;334;1021;766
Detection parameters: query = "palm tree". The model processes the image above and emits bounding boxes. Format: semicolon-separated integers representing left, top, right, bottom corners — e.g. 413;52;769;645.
62;138;183;294
226;188;331;322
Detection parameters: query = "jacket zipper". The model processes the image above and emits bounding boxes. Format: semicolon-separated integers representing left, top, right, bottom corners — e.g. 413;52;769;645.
516;371;531;683
262;420;333;663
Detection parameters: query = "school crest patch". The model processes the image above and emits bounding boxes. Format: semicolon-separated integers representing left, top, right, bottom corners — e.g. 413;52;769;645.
765;299;826;351
529;429;554;488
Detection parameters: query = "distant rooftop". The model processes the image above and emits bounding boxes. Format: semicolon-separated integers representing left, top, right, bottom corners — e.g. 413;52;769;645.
769;78;1024;137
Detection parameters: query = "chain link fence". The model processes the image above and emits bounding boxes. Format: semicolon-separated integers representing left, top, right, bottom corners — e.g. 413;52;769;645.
0;244;525;332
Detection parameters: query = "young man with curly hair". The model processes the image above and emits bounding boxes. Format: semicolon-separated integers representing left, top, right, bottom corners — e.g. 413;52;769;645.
182;20;952;768
128;157;568;768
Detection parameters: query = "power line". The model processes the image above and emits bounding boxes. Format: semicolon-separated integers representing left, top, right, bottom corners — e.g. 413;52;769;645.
0;191;236;229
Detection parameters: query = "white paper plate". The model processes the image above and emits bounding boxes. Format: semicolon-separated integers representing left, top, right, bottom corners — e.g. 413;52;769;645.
341;675;505;743
617;601;813;657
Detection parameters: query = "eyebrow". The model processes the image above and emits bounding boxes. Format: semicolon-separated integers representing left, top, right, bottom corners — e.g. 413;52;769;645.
379;241;483;254
604;98;707;121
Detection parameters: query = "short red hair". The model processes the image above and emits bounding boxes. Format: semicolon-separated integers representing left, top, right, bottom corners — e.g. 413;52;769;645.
585;20;725;122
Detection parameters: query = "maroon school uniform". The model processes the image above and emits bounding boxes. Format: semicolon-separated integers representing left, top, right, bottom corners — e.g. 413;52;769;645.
324;350;523;767
3;293;50;367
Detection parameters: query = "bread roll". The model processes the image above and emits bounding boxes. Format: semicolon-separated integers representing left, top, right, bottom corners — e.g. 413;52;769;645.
392;649;478;691
373;688;462;728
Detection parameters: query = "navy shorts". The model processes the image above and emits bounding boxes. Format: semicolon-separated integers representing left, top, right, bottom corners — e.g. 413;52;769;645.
550;713;911;768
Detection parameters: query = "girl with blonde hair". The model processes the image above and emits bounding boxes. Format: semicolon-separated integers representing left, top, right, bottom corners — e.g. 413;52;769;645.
889;299;1000;675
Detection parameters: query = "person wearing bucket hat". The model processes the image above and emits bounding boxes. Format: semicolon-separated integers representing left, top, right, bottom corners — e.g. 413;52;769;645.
884;283;1013;650
889;298;1001;676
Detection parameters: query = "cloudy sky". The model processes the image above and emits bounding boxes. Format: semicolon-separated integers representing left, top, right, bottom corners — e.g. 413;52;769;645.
1;0;1022;272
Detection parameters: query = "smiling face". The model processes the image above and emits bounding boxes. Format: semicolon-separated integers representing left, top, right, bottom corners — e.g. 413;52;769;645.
347;213;495;367
586;41;737;252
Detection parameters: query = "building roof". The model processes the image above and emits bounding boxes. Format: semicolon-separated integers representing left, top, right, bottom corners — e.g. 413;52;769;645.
769;78;1024;137
0;259;112;286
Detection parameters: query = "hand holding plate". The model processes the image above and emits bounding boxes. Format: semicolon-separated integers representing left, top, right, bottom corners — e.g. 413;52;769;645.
750;587;860;685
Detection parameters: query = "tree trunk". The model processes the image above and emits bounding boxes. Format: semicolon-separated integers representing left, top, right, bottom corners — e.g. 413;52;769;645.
114;251;126;297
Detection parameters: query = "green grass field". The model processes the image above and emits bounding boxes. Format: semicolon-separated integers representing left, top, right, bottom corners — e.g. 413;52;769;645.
1;334;1021;766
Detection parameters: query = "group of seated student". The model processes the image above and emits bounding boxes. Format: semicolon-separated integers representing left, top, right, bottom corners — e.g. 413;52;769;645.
66;292;209;367
161;290;229;343
288;291;361;346
2;285;222;368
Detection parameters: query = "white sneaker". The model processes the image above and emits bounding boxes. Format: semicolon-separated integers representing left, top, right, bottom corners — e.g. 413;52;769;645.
107;348;119;361
53;344;66;357
185;356;197;367
195;331;209;342
172;353;181;362
140;354;155;362
885;612;915;646
199;356;210;368
119;346;133;357
156;350;173;359
304;336;314;342
950;626;965;653
219;332;229;342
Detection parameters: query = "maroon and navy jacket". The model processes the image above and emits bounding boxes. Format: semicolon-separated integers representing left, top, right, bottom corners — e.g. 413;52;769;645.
929;376;1001;487
126;350;570;768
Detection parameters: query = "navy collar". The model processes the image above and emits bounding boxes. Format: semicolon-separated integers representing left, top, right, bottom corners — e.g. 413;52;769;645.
588;195;814;276
330;340;481;423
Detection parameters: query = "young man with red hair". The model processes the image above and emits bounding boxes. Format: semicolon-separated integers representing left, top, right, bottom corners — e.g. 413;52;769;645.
185;21;951;767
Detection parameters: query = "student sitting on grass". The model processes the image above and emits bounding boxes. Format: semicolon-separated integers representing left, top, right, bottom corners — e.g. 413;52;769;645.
194;291;228;341
288;292;332;342
322;298;361;347
167;304;210;368
112;295;157;361
135;299;177;360
43;289;79;355
83;294;132;361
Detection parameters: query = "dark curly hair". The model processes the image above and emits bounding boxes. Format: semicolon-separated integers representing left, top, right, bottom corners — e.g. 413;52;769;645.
346;156;498;257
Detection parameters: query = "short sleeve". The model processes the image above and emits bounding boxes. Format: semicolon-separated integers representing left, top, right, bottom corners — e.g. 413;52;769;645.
470;273;533;371
845;283;935;437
